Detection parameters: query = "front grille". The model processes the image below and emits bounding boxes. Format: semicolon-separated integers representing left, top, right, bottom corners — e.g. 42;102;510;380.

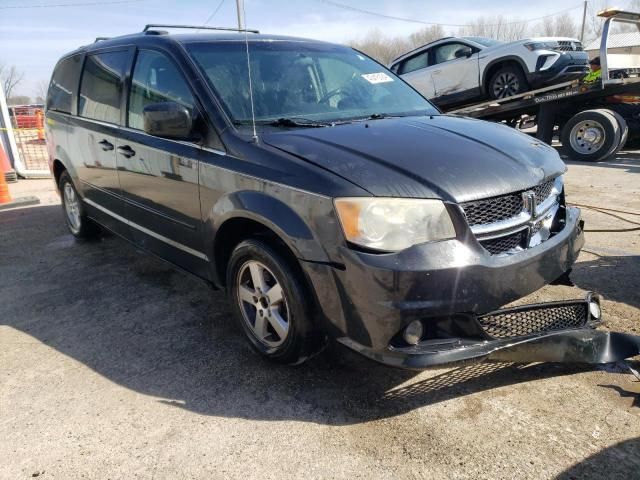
461;178;556;227
479;230;525;255
478;303;588;339
461;193;523;227
557;40;583;52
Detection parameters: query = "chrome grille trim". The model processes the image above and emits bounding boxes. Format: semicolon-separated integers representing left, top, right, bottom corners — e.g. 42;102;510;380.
556;40;583;52
467;177;563;238
460;176;564;256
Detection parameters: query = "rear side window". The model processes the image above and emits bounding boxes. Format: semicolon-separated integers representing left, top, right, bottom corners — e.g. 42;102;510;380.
128;49;195;130
79;51;129;124
47;55;82;113
399;51;429;75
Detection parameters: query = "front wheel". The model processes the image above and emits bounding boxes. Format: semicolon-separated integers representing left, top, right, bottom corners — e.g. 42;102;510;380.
226;239;324;364
488;65;529;100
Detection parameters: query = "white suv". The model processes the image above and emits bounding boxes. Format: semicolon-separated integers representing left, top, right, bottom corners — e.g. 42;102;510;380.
390;36;589;108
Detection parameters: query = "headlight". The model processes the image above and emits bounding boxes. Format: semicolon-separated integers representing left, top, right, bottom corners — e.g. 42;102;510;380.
334;197;456;252
524;41;559;51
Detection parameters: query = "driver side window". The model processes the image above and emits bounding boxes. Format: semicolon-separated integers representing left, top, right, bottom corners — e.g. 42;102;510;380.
433;43;472;65
128;49;195;130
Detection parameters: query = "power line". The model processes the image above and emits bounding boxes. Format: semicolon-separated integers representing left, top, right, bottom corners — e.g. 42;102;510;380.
197;0;227;32
314;0;584;28
0;0;143;9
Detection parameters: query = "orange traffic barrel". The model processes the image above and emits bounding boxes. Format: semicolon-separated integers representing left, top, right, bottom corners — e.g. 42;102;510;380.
0;149;12;204
0;140;17;183
0;142;39;210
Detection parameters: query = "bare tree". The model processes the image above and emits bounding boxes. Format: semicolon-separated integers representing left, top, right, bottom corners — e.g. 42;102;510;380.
408;25;445;49
8;95;31;106
35;80;49;104
349;29;411;65
461;16;528;42
0;64;25;100
584;0;640;44
535;13;578;38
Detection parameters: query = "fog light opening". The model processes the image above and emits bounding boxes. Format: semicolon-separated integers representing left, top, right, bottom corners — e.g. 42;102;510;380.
403;320;424;346
589;301;601;320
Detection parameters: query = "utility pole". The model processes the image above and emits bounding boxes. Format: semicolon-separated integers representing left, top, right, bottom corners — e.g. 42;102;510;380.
236;0;245;30
580;0;588;42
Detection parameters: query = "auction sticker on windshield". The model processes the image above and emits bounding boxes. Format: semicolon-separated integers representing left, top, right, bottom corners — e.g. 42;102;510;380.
361;72;394;84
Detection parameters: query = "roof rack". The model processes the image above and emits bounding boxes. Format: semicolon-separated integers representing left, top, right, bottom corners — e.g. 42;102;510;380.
142;24;260;34
94;37;111;42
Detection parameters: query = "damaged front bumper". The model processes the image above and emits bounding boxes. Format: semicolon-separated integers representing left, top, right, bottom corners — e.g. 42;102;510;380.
338;293;640;369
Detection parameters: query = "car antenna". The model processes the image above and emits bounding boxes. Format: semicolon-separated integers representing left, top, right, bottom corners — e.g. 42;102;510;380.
242;1;258;143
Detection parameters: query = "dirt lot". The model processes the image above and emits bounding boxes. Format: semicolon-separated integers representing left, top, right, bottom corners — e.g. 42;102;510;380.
1;153;639;479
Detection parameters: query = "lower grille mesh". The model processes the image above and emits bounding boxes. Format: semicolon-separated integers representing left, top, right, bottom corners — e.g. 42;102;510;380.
478;303;588;339
479;230;525;255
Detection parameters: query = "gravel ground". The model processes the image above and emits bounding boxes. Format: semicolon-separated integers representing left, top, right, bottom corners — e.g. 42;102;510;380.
1;153;639;480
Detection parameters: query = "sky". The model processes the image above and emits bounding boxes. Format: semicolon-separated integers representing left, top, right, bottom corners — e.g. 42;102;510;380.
0;0;620;98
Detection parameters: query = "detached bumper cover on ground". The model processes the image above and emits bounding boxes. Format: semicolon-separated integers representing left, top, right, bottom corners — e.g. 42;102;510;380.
340;293;640;369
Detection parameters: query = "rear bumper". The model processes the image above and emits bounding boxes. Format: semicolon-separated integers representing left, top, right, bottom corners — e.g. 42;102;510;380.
338;294;640;369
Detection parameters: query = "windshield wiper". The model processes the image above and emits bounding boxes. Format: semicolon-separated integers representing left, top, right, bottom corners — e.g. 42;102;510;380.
266;117;330;128
233;117;328;129
368;113;390;120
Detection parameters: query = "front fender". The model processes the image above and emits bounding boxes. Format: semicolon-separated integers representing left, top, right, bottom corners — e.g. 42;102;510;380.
205;189;333;266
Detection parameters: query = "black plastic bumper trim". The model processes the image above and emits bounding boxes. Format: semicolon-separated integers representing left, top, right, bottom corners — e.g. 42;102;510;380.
338;293;640;369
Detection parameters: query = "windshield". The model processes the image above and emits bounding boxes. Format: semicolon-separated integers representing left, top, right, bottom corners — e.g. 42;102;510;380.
185;40;438;126
462;37;504;47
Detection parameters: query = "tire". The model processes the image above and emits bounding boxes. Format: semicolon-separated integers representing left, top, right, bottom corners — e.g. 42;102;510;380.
606;109;629;153
58;170;100;239
606;103;640;145
560;109;621;162
226;239;323;365
488;65;529;100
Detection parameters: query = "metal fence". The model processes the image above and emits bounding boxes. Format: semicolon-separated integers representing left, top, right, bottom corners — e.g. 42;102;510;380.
0;86;51;179
9;106;49;173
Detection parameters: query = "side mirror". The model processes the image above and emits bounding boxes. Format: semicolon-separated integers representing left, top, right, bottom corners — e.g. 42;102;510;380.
143;102;193;140
455;47;473;59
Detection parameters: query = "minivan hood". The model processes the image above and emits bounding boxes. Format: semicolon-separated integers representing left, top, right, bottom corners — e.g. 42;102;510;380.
262;115;566;202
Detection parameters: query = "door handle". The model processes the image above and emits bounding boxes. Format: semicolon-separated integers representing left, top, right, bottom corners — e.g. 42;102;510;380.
432;69;441;75
117;145;136;158
98;139;114;151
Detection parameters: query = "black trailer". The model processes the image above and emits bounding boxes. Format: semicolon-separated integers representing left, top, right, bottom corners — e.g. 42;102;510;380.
446;9;640;162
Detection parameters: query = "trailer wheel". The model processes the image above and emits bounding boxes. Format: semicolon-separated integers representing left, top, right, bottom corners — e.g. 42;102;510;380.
607;103;640;146
560;109;621;162
605;109;629;153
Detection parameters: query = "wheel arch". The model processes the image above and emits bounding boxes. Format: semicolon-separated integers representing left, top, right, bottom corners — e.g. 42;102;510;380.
206;190;330;287
482;56;529;95
52;159;66;187
50;145;79;191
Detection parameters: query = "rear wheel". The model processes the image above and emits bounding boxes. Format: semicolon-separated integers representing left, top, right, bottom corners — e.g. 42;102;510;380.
226;239;323;364
560;109;621;162
608;110;629;154
488;65;529;99
58;170;100;239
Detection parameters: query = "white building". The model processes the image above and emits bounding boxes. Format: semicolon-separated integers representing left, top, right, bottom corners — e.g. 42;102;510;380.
584;32;640;69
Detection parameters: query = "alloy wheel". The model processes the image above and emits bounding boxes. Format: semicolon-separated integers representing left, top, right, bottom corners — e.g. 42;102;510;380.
492;72;520;99
63;182;81;233
236;260;290;348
